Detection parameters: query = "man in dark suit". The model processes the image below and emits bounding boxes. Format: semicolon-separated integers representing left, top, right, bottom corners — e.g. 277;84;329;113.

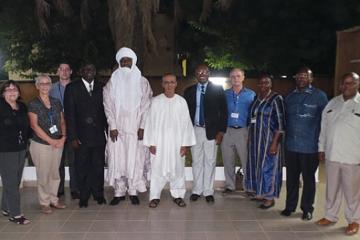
183;64;228;203
64;63;107;208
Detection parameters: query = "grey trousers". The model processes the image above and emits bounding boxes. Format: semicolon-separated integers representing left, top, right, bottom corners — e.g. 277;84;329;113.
221;127;248;190
0;150;26;217
325;161;360;224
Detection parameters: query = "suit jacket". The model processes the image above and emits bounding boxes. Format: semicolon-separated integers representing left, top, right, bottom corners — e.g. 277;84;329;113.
64;79;107;147
183;81;228;140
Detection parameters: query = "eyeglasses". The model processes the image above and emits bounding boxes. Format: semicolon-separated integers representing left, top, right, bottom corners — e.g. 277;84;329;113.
38;82;51;86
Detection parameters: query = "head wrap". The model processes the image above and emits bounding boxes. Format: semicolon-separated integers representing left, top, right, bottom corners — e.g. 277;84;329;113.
109;47;142;114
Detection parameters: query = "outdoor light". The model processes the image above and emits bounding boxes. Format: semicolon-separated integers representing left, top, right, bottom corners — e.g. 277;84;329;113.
209;77;228;86
280;75;287;78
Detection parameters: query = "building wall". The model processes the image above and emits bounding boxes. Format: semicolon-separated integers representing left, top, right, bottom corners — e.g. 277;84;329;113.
15;75;334;105
335;26;360;95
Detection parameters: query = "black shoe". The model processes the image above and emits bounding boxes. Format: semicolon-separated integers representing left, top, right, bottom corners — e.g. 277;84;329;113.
302;212;313;221
109;196;126;206
259;200;275;209
190;194;200;201
129;195;140;205
96;197;107;205
57;191;64;198
71;191;80;200
222;188;234;195
79;200;88;208
205;195;215;203
280;209;293;216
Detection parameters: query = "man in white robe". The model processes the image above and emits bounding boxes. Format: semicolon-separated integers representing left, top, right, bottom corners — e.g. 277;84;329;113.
143;73;196;208
103;47;152;205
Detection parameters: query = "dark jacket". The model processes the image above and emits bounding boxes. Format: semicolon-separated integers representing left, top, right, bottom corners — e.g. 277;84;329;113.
64;79;107;147
183;81;228;140
0;98;29;152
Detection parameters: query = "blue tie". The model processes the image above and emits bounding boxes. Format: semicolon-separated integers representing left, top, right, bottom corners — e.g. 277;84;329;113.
199;85;205;126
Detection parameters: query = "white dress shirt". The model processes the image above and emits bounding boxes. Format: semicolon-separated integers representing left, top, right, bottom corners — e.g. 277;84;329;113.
82;78;94;93
318;92;360;164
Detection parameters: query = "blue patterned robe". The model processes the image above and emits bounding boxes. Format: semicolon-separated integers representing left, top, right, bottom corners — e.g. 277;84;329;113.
245;93;285;199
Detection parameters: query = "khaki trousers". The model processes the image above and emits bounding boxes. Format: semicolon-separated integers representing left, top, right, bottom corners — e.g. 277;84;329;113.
30;140;63;206
191;126;218;196
325;161;360;224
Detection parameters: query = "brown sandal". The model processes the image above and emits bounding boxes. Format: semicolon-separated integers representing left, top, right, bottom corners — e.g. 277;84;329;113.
173;198;186;207
149;199;160;208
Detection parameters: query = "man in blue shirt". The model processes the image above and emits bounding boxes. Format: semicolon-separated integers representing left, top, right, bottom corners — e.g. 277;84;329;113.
282;67;328;220
49;63;79;199
221;68;255;194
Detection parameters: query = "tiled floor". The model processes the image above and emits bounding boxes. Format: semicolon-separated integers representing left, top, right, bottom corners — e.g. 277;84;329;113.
0;165;358;240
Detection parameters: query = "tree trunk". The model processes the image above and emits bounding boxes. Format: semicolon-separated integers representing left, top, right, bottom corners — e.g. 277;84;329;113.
107;0;158;71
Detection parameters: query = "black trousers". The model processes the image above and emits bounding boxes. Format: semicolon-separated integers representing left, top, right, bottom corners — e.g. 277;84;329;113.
75;145;105;201
285;151;319;213
58;141;78;194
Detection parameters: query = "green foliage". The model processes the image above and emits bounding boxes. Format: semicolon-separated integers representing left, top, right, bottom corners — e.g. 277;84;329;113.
177;0;360;75
0;0;114;77
204;50;248;70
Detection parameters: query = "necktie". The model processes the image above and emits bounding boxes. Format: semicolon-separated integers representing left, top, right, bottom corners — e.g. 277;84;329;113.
199;85;205;126
89;83;93;96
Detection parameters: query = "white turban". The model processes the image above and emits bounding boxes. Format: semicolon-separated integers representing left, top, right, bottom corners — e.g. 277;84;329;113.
109;47;142;113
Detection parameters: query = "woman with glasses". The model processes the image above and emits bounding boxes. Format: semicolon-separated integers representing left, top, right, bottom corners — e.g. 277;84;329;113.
28;75;66;214
0;80;30;224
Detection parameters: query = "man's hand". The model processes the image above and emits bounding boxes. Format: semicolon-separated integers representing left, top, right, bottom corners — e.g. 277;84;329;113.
150;146;156;155
110;129;118;142
180;146;188;157
215;132;224;145
71;139;81;149
318;152;325;161
138;128;144;140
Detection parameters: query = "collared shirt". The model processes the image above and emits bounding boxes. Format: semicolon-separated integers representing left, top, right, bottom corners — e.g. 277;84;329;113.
285;85;328;153
49;81;66;106
82;78;94;93
318;92;360;164
194;82;208;125
225;87;255;127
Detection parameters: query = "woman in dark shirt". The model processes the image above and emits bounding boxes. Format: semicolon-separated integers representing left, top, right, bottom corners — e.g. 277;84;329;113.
28;75;66;214
0;80;30;224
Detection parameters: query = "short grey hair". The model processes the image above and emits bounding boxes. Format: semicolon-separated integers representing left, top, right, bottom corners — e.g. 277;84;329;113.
35;74;52;87
341;72;360;83
230;68;245;75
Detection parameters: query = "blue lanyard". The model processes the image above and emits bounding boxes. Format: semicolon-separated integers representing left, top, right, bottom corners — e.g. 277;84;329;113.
38;97;55;125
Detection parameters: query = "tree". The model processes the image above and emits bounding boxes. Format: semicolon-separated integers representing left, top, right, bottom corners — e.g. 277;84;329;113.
1;0;114;75
177;0;360;75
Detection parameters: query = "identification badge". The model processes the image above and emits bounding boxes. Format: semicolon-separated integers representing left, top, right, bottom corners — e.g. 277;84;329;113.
49;125;58;134
231;112;239;119
251;117;256;124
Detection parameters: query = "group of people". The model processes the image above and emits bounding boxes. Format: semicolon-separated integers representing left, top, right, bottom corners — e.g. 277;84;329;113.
0;47;359;236
220;67;360;236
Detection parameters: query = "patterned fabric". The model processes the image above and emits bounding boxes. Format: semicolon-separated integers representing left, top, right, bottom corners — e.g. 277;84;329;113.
28;97;63;145
245;93;285;199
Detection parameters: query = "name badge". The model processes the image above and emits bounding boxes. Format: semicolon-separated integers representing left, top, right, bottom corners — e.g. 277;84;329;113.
49;125;58;134
251;117;256;124
231;112;239;119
